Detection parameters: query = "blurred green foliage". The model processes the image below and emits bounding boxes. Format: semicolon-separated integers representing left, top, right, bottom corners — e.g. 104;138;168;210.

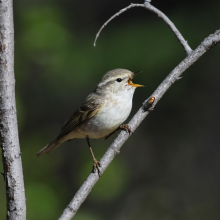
1;1;220;219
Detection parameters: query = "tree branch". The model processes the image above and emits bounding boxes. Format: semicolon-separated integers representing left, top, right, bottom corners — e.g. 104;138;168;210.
143;1;192;54
93;3;143;47
59;29;220;220
0;0;26;219
94;2;192;54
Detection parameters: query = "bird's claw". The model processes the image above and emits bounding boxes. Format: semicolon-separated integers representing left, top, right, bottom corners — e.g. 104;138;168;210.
120;124;133;135
93;159;101;176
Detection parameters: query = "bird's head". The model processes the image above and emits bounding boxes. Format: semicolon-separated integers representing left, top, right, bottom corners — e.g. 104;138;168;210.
97;69;144;95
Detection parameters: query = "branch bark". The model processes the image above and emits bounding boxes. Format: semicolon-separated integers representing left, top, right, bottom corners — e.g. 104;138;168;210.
0;0;26;219
60;17;220;220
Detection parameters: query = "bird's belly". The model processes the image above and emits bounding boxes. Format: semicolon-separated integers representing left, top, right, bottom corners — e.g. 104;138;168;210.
75;100;132;139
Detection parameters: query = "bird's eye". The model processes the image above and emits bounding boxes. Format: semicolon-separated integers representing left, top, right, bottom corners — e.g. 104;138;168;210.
116;78;122;82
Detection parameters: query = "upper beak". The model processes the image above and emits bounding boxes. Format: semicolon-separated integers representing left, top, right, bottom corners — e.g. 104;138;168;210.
128;71;144;87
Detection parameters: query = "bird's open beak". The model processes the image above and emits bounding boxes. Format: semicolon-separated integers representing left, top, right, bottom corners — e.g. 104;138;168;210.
127;71;144;87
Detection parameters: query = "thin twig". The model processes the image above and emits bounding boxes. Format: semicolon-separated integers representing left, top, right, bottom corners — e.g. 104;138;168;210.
59;30;220;220
94;4;143;47
94;2;192;55
143;2;192;54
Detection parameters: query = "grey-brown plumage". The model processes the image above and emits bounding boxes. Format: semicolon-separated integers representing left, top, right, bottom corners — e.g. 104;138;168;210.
37;69;143;174
37;95;104;156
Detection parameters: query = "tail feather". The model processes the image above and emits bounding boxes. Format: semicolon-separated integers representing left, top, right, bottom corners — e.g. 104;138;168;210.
37;139;62;157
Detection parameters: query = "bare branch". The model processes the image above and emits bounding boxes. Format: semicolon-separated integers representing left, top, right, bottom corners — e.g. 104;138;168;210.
59;30;220;220
0;0;26;219
94;2;192;54
94;3;144;47
143;2;192;54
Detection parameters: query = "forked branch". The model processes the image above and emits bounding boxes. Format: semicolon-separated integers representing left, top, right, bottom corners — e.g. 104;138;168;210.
58;1;220;220
60;24;220;220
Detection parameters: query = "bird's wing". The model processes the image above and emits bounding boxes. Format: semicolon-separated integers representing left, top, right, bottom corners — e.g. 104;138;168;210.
56;95;105;140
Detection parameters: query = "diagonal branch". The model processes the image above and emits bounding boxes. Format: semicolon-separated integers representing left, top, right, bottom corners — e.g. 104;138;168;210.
143;1;192;54
59;30;220;220
94;2;192;54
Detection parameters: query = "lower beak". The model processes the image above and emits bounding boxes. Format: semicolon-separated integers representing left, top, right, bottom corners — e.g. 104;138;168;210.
127;71;144;87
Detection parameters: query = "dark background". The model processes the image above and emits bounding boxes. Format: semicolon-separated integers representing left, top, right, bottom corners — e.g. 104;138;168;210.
1;0;220;219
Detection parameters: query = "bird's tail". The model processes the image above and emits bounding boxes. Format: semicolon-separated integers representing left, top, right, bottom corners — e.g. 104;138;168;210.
37;139;63;157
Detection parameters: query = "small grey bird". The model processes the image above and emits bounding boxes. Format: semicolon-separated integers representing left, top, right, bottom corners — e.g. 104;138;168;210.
37;69;143;175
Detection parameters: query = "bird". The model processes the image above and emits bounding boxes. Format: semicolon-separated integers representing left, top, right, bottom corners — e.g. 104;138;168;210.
37;69;144;175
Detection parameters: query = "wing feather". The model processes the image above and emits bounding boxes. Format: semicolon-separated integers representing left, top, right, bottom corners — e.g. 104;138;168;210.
56;95;104;140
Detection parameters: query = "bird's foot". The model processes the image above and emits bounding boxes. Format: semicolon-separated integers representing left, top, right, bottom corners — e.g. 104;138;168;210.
120;124;133;135
93;159;101;177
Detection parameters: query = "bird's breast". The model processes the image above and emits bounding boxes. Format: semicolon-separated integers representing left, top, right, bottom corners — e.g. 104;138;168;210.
77;93;133;139
100;96;132;127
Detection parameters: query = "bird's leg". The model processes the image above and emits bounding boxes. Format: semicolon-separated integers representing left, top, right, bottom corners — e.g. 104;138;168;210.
86;136;101;176
104;124;133;140
103;128;119;140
